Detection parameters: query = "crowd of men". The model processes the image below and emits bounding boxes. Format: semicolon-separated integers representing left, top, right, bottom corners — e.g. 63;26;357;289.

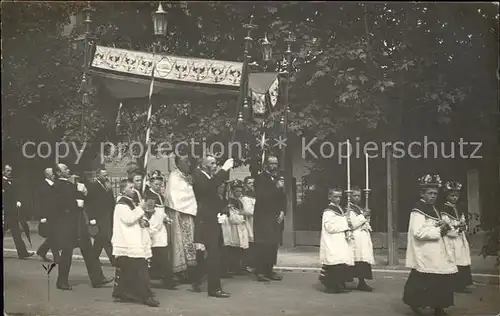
2;153;286;307
319;174;472;316
3;160;473;313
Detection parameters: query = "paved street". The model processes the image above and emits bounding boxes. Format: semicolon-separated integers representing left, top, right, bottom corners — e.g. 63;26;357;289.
4;233;500;276
4;252;499;316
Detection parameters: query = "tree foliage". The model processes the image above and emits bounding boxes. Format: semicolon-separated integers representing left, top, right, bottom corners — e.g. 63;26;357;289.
3;2;497;144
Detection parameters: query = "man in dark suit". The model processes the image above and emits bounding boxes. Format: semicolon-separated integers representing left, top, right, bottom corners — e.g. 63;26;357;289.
2;164;34;259
35;168;60;263
192;154;234;298
50;163;113;290
253;156;286;282
87;168;115;265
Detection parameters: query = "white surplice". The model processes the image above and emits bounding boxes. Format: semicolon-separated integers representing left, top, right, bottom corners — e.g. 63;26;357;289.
320;205;354;266
405;201;458;274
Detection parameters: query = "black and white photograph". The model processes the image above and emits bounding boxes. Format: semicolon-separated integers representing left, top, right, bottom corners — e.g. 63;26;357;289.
2;1;499;315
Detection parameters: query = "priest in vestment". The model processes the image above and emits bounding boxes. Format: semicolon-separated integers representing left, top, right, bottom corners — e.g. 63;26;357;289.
165;156;198;277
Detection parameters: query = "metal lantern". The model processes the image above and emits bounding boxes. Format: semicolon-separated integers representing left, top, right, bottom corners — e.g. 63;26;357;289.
236;111;245;130
242;97;251;120
261;33;273;62
152;3;168;36
279;115;285;133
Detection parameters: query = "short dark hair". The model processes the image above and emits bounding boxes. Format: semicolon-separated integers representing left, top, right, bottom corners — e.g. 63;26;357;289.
266;155;278;164
352;186;362;193
328;187;343;194
128;172;143;181
53;164;62;177
244;176;253;183
120;179;133;192
174;153;191;166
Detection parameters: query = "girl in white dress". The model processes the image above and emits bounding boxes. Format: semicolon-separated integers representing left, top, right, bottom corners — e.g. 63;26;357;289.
440;181;472;293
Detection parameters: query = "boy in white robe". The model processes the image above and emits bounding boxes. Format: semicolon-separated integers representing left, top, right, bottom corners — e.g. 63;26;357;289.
111;180;159;307
145;178;178;289
440;181;472;293
319;187;354;294
347;186;375;291
225;181;249;274
402;174;458;316
240;176;256;272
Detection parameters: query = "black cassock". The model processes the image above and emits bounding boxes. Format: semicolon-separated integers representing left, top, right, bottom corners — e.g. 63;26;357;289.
253;171;285;276
35;180;59;259
86;180;115;262
2;176;30;258
53;178;105;287
192;168;229;293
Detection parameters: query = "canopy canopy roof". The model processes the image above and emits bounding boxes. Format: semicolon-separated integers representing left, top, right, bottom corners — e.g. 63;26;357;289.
90;45;279;100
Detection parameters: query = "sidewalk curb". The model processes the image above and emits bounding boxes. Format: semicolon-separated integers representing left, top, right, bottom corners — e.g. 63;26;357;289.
4;248;499;284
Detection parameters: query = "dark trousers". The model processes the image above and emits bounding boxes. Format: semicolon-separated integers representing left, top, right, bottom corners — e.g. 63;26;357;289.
255;243;278;276
113;257;153;301
57;235;105;286
3;212;30;258
192;250;207;286
92;230;113;263
222;246;243;273
205;242;222;293
243;242;256;268
37;239;60;261
150;247;174;283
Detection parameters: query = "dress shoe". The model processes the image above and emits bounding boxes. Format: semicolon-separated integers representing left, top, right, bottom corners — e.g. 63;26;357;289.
92;277;114;288
434;308;448;316
191;284;202;293
409;306;423;315
325;287;349;294
455;287;472;293
162;280;180;290
56;283;72;291
356;283;373;292
256;274;270;282
143;297;160;307
265;273;283;281
208;289;231;298
114;293;138;303
19;252;35;259
37;253;52;262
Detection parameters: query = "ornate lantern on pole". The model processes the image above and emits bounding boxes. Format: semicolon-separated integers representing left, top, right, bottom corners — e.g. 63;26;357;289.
141;2;168;195
261;33;273;62
152;3;168;38
77;2;95;146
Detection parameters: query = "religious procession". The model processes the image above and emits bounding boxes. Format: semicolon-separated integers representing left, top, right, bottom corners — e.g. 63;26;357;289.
3;2;499;316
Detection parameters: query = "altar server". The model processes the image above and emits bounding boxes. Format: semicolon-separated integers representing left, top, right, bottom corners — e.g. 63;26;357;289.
347;186;374;291
111;179;159;307
145;177;178;289
319;187;354;294
402;174;458;316
440;181;472;293
222;180;249;274
240;176;256;271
